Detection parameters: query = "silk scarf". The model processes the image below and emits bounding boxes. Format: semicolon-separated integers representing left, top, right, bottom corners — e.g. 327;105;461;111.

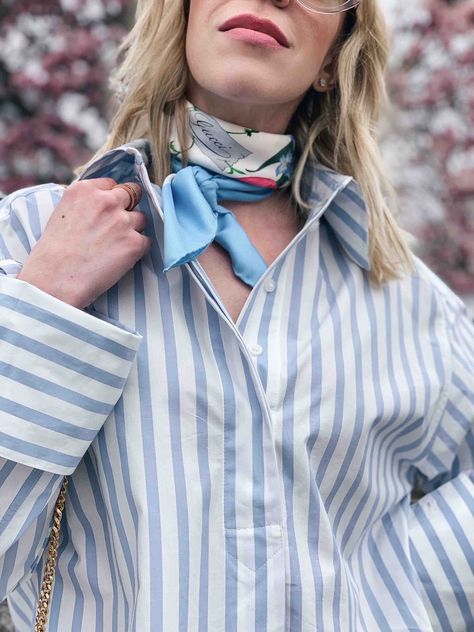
162;102;295;287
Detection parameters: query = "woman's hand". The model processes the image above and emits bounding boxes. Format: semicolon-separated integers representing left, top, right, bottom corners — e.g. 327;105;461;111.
17;178;151;309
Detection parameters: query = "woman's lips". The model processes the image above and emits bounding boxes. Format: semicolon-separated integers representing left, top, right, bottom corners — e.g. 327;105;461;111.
224;27;285;50
219;14;289;49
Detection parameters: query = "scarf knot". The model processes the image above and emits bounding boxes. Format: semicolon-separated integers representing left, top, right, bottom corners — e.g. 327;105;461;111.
162;103;295;287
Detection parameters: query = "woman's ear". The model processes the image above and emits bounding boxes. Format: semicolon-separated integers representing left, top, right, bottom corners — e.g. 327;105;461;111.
313;12;349;93
313;55;338;93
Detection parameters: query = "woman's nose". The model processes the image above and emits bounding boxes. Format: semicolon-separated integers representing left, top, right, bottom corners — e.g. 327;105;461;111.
272;0;291;8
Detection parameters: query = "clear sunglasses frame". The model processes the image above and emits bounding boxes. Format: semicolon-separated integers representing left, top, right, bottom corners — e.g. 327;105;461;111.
295;0;360;14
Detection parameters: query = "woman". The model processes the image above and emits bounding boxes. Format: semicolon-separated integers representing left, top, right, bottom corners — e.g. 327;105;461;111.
0;0;473;630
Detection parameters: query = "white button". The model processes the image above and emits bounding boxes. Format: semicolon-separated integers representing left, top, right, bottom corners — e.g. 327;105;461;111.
264;279;276;293
249;343;263;356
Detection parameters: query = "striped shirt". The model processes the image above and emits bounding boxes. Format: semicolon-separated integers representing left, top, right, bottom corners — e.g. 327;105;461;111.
0;142;473;631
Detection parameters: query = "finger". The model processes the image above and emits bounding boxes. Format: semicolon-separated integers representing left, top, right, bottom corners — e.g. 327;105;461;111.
111;182;142;210
133;234;152;260
126;210;147;233
74;177;118;191
94;177;119;191
141;235;152;254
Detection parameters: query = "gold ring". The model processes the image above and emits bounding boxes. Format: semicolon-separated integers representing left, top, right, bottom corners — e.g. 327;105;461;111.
113;183;141;211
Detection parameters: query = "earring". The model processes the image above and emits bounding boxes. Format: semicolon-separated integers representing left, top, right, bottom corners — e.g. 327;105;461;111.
318;78;328;88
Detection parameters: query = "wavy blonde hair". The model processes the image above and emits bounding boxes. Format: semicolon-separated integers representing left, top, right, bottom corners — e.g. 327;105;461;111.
89;0;412;283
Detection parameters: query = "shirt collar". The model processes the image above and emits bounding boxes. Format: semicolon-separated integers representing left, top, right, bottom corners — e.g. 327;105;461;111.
300;159;371;271
79;139;371;272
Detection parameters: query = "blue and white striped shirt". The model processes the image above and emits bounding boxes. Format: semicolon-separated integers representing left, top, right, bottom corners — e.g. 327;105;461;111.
0;143;473;631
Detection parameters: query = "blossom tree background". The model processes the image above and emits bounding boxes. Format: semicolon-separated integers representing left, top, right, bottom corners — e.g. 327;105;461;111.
380;0;474;300
0;0;131;193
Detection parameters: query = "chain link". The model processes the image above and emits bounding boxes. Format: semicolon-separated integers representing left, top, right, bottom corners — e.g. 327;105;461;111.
34;477;68;632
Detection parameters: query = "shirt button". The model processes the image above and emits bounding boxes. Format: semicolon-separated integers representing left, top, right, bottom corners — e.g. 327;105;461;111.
264;279;276;292
249;343;263;356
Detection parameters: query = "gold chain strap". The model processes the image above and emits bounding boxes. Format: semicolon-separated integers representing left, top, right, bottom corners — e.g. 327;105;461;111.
34;476;68;632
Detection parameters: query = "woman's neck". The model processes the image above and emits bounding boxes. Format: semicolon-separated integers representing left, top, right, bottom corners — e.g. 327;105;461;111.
186;83;300;134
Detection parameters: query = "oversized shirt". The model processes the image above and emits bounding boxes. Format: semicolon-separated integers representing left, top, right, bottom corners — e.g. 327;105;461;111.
0;143;473;632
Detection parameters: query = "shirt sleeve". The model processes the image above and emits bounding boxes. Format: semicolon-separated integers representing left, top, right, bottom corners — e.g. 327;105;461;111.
0;185;143;598
408;295;474;630
0;186;142;476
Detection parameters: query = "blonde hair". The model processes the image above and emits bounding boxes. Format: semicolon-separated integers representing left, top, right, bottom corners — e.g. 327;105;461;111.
89;0;412;283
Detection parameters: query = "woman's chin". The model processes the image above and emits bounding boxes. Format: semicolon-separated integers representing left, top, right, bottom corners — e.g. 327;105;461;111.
196;77;294;107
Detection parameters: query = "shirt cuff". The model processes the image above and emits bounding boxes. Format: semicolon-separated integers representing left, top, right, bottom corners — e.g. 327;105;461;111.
0;276;142;475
